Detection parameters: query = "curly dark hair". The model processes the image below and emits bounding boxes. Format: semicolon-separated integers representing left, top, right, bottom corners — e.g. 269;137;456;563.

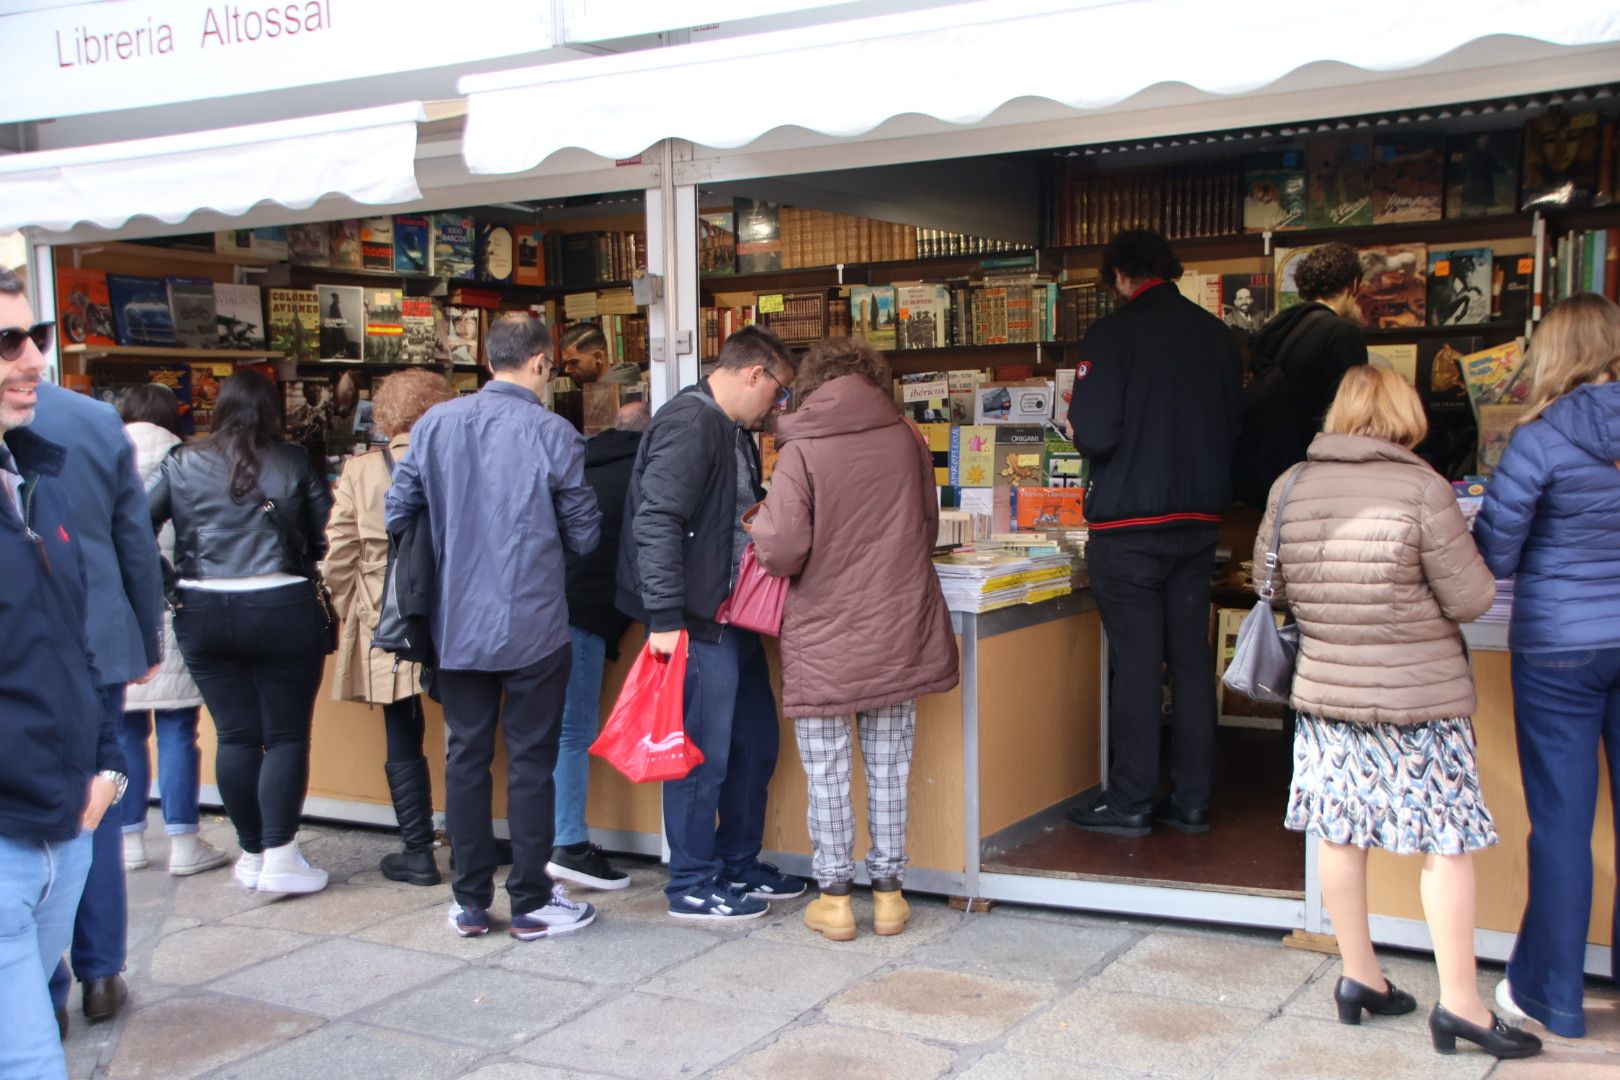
792;336;892;407
1296;242;1363;302
1100;229;1183;289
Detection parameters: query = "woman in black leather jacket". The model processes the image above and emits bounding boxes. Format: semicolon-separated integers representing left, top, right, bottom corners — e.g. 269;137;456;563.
150;370;334;896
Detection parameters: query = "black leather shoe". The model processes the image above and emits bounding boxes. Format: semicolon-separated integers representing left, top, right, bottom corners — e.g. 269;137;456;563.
380;848;442;886
56;1006;68;1041
1067;800;1151;837
1429;1003;1542;1059
82;975;127;1024
1334;976;1417;1024
1151;797;1211;834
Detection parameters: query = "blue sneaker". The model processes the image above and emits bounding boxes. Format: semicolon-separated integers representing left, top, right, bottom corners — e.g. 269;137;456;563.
447;901;490;938
510;887;597;941
726;861;807;901
667;883;769;921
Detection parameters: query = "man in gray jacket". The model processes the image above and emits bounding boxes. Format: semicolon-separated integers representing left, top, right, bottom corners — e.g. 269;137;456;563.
387;315;602;942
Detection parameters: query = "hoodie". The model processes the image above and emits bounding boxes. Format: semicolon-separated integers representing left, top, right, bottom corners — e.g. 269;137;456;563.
567;427;642;656
1474;383;1620;652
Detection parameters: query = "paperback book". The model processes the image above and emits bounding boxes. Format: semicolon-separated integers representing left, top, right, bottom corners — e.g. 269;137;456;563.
266;288;319;363
56;267;115;347
1444;131;1520;218
847;285;896;349
329;220;363;270
400;297;437;364
1495;254;1536;326
315;284;365;361
1366;343;1419;386
1306;134;1375;229
188;363;233;434
1356;244;1428;328
478;222;515;284
166;277;217;349
895;283;950;349
950;425;995;488
1221;274;1274;333
107;274;177;347
285;223;331;267
1372;137;1443;223
1521;111;1601;210
364;288;405;364
1273;247;1317;311
439;305;482;366
434;214;477;280
1427;249;1494;326
360;217;395;272
512;226;545;286
393;214;433;274
212;283;266;349
1459;340;1527;407
1242;149;1306;231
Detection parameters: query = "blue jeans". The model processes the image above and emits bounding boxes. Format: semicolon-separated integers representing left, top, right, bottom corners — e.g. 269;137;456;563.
663;628;779;898
1507;646;1620;1039
0;831;92;1078
118;707;203;835
555;627;607;848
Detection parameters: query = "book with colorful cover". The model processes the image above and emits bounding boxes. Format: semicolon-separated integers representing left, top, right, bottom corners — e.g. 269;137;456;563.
1015;487;1086;529
1372;137;1443;223
434;214;477;280
512;225;545;286
949;425;995;488
897;370;951;422
1042;427;1085;488
1459;340;1527;407
188;362;233;435
1521;111;1602;210
360;217;394;272
1306;133;1375;229
315;284;365;361
363;288;405;364
213;228;287;260
847;285;896;349
266;288;319;362
400;297;437;364
1242;148;1306;231
1427;248;1493;326
895;283;950;349
56;267;115;347
212;283;266;349
1445;130;1520;218
1356;244;1427;328
392;214;433;274
166;277;217;349
285;222;331;267
1273;247;1317;311
478;222;515;284
1477;403;1526;474
438;305;482;366
329;220;363;270
107;274;177;346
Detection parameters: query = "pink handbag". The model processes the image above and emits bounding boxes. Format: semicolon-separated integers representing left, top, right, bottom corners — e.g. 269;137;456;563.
714;543;788;636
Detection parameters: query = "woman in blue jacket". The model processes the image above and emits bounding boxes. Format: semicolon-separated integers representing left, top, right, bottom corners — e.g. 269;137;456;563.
1474;292;1620;1039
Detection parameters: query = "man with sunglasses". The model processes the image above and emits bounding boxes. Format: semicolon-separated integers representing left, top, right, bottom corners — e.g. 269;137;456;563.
0;267;127;1076
617;325;806;921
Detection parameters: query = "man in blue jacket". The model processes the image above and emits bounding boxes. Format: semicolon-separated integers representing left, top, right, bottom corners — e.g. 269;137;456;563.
0;268;127;1076
30;297;164;1026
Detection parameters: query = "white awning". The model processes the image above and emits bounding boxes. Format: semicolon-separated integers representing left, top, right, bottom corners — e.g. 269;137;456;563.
0;103;427;234
460;0;1620;176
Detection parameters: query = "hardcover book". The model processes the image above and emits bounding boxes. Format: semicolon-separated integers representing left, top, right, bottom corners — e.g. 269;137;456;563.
1521;111;1602;210
439;305;483;366
1495;253;1536;326
1356;244;1428;328
1242;149;1306;231
898;371;951;422
1418;337;1480;406
285;223;331;267
363;288;405;364
393;215;433;274
1221;273;1274;333
433;214;477;280
166;277;217;349
1306;134;1375;229
315;284;365;361
974;382;1053;426
282;375;334;465
1273;247;1318;311
266;288;319;363
1477;403;1526;474
735;199;783;273
699;211;737;276
1015;487;1086;529
1366;343;1419;386
512;225;545;286
1427;249;1494;326
949;425;996;488
1372;137;1443;223
478;222;515;284
1444;130;1520;218
188;363;233;434
847;285;896;349
107;274;177;347
360;217;395;273
212;283;266;349
329;220;363;270
56;267;115;347
895;283;950;350
400;297;437;364
947;369;985;425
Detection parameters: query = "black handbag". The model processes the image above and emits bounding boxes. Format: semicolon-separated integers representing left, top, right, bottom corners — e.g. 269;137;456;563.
255;489;339;655
1222;462;1306;704
370;448;434;665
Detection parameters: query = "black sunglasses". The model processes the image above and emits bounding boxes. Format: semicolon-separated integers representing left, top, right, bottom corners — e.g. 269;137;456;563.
0;322;52;362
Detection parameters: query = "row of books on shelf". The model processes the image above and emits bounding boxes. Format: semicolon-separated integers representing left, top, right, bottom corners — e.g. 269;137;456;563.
1052;111;1620;246
1550;227;1619;303
205;216;646;289
703;198;1027;276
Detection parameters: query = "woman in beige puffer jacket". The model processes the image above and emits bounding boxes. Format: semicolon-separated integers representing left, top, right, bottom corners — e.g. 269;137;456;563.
1257;365;1537;1059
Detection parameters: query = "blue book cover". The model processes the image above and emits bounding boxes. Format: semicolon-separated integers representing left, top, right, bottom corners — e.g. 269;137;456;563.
433;213;476;280
107;274;177;346
393;215;432;274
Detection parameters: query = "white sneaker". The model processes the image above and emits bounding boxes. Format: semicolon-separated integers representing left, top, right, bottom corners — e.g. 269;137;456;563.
234;851;264;889
122;833;148;871
168;834;230;877
1496;977;1529;1022
255;842;328;895
509;885;596;940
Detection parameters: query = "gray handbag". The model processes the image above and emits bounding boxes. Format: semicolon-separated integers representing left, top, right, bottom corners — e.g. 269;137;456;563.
1223;463;1306;705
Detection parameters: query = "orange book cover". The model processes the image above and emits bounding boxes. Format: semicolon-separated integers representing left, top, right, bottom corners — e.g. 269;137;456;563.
57;267;116;347
1015;487;1086;529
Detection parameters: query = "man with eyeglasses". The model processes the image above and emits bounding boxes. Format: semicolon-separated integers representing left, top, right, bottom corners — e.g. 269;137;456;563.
0;266;128;1077
617;324;805;921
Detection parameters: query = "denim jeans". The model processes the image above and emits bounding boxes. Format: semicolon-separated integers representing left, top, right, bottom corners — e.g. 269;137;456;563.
118;707;203;835
1506;646;1620;1039
554;627;607;848
663;628;780;898
0;830;92;1079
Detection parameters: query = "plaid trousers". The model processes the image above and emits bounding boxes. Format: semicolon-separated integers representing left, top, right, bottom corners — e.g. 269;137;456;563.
793;700;917;888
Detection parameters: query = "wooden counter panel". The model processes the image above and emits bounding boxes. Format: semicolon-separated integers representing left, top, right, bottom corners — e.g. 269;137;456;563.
1366;649;1615;946
977;609;1102;839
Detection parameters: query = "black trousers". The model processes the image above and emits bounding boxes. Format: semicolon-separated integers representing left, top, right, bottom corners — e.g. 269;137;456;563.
173;583;327;851
1087;525;1220;815
436;643;571;914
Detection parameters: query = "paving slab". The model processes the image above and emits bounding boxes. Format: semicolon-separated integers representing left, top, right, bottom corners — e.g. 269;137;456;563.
168;874;280;921
460;1063;627;1080
1007;987;1269;1078
1215;1015;1496;1079
208;937;461;1018
222;881;444;936
956;1052;1154;1080
643;937;887;1015
361;965;602;1049
1494;1050;1620;1078
1089;929;1326;1011
750;893;964;956
496;914;722;985
354;903;518;961
147;924;316;986
104;994;321;1080
711;1021;956;1080
1284;952;1503;1037
822;966;1051;1044
513;990;787;1078
907;910;1136;984
207;1020;484;1079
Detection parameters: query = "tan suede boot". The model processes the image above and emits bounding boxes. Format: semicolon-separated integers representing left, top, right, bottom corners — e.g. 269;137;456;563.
872;877;910;936
804;884;857;942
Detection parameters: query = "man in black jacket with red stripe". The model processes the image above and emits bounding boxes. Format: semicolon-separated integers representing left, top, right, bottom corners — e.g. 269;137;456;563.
1066;230;1242;837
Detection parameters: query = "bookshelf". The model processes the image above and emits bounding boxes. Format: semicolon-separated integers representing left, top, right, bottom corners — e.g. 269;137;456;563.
68;241;283;269
63;344;283;362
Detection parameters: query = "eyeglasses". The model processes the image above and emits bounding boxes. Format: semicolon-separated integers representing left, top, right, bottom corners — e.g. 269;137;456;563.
0;322;52;363
761;366;792;409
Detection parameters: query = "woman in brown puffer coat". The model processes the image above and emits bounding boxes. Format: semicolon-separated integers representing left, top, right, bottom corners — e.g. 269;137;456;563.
752;336;958;943
1257;364;1537;1060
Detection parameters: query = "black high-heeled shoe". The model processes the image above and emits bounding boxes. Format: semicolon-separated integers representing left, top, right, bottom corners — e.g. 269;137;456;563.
1428;1003;1542;1059
1334;976;1417;1024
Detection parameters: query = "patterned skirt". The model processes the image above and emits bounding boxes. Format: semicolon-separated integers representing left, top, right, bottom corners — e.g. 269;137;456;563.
1283;714;1499;856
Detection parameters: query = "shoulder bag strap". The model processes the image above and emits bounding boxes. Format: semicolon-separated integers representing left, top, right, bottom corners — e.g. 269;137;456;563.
254;490;314;576
380;446;395;477
1259;462;1308;601
1259;307;1331;378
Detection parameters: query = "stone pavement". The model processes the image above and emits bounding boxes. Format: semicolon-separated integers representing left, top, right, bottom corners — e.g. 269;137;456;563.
62;813;1620;1079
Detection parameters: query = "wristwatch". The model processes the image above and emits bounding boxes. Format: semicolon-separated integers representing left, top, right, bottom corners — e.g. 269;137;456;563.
96;770;129;805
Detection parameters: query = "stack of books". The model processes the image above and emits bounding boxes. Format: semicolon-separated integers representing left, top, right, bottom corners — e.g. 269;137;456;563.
932;548;1073;614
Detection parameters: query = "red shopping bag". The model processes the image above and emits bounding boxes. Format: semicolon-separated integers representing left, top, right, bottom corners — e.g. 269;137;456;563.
589;632;704;783
713;544;788;636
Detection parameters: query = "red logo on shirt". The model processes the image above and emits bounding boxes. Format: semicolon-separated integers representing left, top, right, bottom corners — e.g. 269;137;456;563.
1074;360;1092;381
57;525;70;543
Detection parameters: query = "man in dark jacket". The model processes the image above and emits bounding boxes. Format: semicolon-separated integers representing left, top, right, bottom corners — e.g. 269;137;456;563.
0;270;126;1076
28;299;161;1027
548;402;648;892
1067;230;1243;838
617;326;805;920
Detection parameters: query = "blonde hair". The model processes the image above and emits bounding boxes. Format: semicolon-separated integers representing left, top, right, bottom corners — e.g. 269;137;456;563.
1322;364;1429;449
373;369;454;438
1519;293;1620;425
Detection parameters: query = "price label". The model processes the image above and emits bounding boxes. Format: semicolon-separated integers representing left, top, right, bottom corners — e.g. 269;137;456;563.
758;293;786;314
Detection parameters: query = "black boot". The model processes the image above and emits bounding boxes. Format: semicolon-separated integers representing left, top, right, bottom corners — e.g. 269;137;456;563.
381;758;442;886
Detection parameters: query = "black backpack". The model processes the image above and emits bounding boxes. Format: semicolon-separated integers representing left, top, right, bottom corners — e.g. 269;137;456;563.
1231;309;1327;509
371;448;437;679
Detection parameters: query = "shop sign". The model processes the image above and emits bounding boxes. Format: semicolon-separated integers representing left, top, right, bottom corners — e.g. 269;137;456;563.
2;0;557;125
